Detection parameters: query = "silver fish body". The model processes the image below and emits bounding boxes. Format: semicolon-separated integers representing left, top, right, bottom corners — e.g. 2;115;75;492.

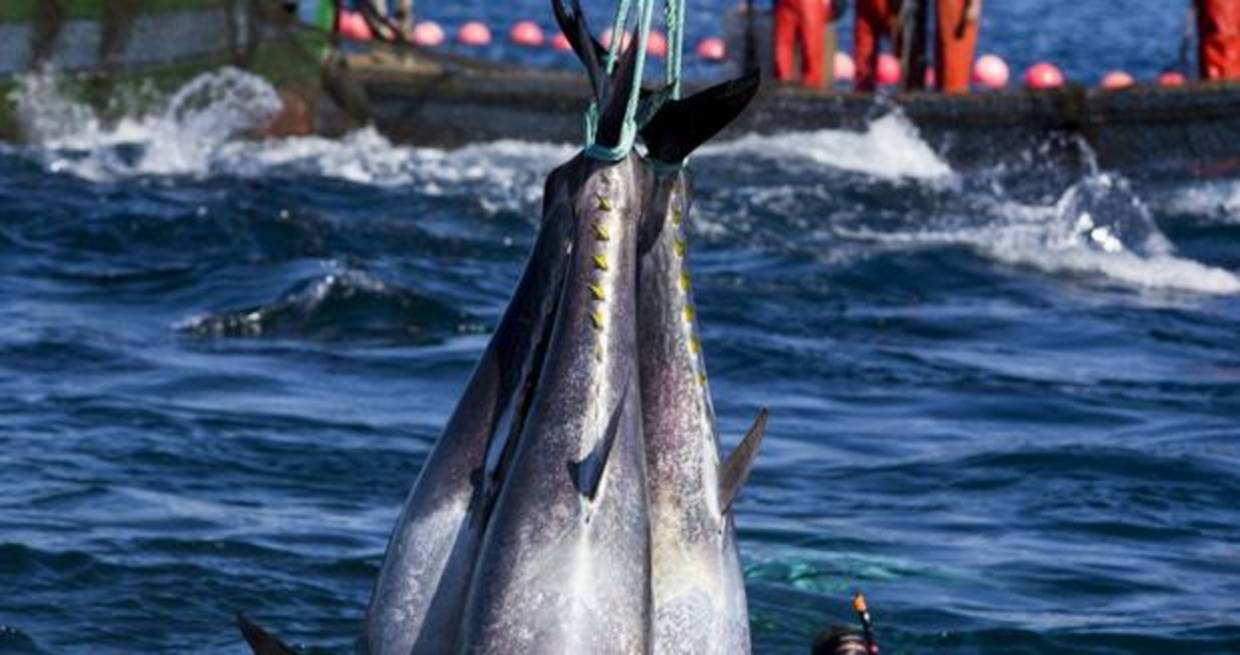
459;153;653;655
638;169;751;655
364;174;575;655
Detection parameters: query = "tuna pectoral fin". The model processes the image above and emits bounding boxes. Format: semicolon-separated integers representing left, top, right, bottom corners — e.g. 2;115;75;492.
718;408;768;515
569;381;632;502
640;70;762;165
236;613;297;655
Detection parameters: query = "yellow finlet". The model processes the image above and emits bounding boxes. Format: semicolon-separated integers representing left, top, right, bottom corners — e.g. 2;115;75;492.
683;305;696;323
597;196;612;211
589;283;606;301
678;270;691;291
593;254;609;271
671;208;682;225
591;310;605;331
594;222;611;241
674;238;687;257
688;336;701;354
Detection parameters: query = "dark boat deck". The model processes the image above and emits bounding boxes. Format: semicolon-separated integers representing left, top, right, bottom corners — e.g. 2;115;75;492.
324;47;1240;175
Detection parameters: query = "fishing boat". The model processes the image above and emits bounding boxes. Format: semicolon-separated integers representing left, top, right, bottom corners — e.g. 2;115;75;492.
4;1;1240;176
327;40;1240;175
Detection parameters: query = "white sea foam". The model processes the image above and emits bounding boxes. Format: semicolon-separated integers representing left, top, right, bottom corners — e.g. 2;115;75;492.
1165;180;1240;222
842;172;1240;295
10;68;575;214
700;112;953;181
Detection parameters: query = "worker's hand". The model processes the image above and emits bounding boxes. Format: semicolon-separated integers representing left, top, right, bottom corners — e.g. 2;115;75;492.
956;0;980;38
966;0;982;22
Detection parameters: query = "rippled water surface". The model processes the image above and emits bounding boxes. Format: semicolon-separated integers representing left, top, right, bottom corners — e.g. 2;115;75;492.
3;13;1240;654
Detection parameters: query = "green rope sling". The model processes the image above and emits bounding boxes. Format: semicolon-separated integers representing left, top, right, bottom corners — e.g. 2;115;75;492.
583;0;686;163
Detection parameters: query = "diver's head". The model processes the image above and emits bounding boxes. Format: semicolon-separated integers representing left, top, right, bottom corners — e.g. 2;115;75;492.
812;628;872;655
811;592;879;655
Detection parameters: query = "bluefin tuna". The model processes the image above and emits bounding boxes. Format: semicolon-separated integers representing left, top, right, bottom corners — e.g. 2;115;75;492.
456;6;657;653
637;73;766;655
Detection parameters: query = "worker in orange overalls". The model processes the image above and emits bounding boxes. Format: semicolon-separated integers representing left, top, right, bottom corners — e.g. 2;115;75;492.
935;0;980;93
774;0;830;88
1196;0;1240;80
853;0;898;91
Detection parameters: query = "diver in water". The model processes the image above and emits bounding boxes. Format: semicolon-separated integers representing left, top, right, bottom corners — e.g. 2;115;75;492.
812;593;880;655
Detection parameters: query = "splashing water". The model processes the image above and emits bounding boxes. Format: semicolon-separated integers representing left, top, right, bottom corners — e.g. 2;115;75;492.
14;67;282;179
702;112;953;181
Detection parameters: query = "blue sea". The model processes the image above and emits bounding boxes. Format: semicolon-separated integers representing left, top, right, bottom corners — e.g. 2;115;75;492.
2;1;1239;653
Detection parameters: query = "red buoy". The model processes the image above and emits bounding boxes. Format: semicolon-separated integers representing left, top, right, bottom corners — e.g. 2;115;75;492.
458;21;492;46
1100;70;1135;89
412;21;444;47
696;37;725;61
972;54;1010;89
646;30;668;58
510;21;544;48
834;51;855;82
550;32;572;52
601;28;634;51
876;53;901;86
1024;62;1065;89
337;11;373;42
1158;70;1187;86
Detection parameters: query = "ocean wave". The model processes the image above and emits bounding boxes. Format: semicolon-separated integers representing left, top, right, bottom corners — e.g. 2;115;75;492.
9;68;574;216
701;112;954;181
835;173;1240;296
177;269;480;342
1165;180;1240;222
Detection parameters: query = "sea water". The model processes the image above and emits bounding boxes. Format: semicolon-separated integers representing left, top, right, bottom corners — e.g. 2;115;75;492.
2;4;1239;653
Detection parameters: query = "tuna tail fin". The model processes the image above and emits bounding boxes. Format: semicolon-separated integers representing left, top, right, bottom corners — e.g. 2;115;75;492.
550;1;671;135
640;70;762;165
236;613;297;655
594;36;642;150
552;0;607;102
569;376;632;502
718;408;768;515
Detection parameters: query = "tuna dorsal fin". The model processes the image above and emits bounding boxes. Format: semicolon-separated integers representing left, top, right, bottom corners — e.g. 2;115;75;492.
236;613;297;655
640;70;762;165
569;377;632;501
552;0;606;102
718;408;768;515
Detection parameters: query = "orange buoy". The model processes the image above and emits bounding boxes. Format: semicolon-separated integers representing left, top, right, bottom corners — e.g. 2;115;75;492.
834;51;856;82
1100;70;1135;89
696;37;725;61
1024;62;1065;89
412;21;445;47
510;21;544;48
458;21;492;46
876;53;901;86
972;54;1010;89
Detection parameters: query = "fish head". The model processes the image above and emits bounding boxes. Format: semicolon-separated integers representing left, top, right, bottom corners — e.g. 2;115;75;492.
549;0;656;241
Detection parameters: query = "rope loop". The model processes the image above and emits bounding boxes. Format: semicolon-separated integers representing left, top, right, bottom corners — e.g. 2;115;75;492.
583;0;686;161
